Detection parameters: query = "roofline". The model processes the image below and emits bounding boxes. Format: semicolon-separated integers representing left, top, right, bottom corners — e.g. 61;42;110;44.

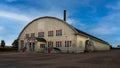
18;16;109;45
18;16;78;39
74;28;109;45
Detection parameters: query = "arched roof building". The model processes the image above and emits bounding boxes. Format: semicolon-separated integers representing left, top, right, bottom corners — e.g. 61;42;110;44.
18;16;110;53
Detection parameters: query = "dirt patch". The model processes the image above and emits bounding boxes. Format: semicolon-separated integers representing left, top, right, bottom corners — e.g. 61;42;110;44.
0;50;120;68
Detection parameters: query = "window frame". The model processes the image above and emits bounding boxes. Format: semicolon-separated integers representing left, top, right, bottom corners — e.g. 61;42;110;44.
40;44;45;48
48;41;53;47
26;34;29;38
31;33;35;38
65;41;72;47
56;41;62;47
48;31;54;36
38;32;44;37
79;41;83;47
56;29;62;36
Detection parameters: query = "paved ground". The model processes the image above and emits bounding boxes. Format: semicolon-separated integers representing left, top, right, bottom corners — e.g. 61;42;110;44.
0;50;120;68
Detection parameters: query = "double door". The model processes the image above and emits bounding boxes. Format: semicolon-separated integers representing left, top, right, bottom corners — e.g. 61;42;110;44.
29;42;35;52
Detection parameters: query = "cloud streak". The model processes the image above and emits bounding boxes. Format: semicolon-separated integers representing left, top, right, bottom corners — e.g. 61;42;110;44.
0;26;4;34
0;26;6;34
106;1;120;10
5;0;16;3
0;26;4;31
90;1;120;35
91;25;118;35
0;0;120;46
0;11;32;22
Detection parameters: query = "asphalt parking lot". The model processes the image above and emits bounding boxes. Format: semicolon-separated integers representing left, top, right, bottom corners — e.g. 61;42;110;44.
0;49;120;68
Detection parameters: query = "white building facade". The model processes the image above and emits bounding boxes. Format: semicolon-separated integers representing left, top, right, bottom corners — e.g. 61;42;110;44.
18;16;110;53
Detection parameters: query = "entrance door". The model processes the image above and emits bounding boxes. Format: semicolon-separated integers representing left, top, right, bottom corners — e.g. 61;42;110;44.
32;43;35;51
29;42;35;52
85;40;95;52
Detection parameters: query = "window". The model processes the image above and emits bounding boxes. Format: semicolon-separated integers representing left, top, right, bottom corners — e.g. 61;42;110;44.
48;31;53;36
20;40;24;49
26;34;29;38
79;41;83;47
56;30;62;36
48;41;53;47
40;44;45;48
56;41;62;47
38;32;44;37
65;41;71;47
31;33;35;38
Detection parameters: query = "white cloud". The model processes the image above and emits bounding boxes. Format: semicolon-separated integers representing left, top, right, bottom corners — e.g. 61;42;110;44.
106;1;120;10
32;8;63;19
0;26;6;34
6;36;16;45
90;10;120;35
0;26;4;31
5;0;16;3
0;0;93;46
67;18;75;24
1;34;17;46
0;11;32;22
91;25;118;35
67;18;86;28
98;2;120;34
30;8;77;24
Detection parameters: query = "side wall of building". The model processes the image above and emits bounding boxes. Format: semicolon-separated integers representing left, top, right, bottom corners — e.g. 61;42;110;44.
76;35;88;53
92;40;110;51
76;35;110;52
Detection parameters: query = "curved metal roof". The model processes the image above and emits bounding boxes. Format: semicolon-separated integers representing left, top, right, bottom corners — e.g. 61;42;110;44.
18;16;78;39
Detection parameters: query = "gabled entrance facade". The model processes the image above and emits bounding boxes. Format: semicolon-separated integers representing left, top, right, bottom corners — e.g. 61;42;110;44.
29;42;35;52
21;37;47;52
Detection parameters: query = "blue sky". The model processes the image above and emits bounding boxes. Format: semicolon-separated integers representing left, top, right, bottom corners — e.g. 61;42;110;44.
0;0;120;47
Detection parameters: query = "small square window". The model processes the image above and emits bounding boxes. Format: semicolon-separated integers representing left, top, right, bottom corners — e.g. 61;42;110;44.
65;41;72;47
26;34;29;38
48;31;53;36
48;41;53;47
40;44;45;48
31;33;35;37
56;41;62;47
56;30;62;36
38;32;44;37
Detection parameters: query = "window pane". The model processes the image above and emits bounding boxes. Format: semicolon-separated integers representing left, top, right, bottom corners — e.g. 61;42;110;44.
79;41;83;47
31;33;35;37
48;31;53;36
38;32;44;37
40;44;45;48
26;34;29;38
56;30;62;36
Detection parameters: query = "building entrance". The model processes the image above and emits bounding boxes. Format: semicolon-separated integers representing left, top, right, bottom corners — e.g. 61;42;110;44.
29;42;35;52
85;40;95;52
